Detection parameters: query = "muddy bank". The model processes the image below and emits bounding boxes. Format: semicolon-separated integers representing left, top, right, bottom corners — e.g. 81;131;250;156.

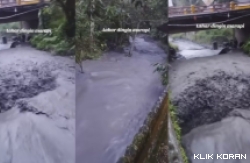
0;46;75;163
169;42;250;162
77;35;166;163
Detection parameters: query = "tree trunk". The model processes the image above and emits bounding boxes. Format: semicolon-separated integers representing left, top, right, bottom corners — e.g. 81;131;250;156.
90;0;95;53
64;0;75;38
79;62;84;73
55;0;75;38
65;11;75;38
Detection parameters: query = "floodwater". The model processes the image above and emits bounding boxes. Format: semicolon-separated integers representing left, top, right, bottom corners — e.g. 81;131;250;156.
0;45;75;163
169;39;250;163
171;39;221;59
77;36;166;163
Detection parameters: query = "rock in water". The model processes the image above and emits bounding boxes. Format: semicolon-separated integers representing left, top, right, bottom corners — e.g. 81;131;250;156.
223;42;229;48
10;41;19;48
169;47;177;61
106;41;116;50
239;42;245;48
2;36;7;44
218;47;230;55
21;34;26;42
27;35;32;42
169;48;176;55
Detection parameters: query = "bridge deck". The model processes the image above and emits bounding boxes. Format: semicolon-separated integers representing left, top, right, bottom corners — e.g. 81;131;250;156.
159;2;250;34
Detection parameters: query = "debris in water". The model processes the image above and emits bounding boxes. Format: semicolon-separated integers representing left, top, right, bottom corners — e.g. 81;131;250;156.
173;71;250;134
0;66;57;113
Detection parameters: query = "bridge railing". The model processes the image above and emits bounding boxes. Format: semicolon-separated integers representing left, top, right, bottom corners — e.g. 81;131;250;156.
0;0;49;7
169;1;250;17
0;0;17;7
17;0;50;5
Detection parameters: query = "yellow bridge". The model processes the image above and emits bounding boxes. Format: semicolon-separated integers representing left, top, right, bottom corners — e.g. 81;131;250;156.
0;0;49;7
0;0;50;25
169;1;250;17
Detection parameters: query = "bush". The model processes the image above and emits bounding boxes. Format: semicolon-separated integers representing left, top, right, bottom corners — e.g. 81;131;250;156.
242;40;250;56
169;99;189;163
30;3;73;55
31;33;73;55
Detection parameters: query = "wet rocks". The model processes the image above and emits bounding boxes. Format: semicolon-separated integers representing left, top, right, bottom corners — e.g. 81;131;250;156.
2;36;7;44
0;66;57;113
218;47;230;55
10;41;19;48
173;71;250;135
169;48;176;62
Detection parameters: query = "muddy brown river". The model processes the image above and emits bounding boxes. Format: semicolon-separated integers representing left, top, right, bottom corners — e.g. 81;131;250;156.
77;36;166;163
0;45;75;163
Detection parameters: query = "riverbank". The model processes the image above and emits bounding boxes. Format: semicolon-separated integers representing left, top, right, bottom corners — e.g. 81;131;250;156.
169;40;250;163
0;46;75;163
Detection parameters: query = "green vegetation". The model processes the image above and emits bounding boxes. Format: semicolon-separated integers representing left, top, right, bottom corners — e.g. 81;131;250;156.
154;63;168;85
30;0;74;55
171;29;233;44
193;29;233;43
169;99;189;163
146;108;168;163
154;42;168;85
0;22;20;31
169;42;178;50
0;23;20;37
171;33;184;39
242;40;250;56
172;0;205;7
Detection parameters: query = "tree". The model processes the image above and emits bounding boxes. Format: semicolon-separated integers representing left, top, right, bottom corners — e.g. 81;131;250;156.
54;0;75;38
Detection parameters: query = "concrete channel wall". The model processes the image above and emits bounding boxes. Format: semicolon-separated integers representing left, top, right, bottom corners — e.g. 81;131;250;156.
117;88;169;163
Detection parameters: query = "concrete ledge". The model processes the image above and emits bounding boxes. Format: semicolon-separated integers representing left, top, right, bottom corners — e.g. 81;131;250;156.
117;87;168;163
168;112;185;163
